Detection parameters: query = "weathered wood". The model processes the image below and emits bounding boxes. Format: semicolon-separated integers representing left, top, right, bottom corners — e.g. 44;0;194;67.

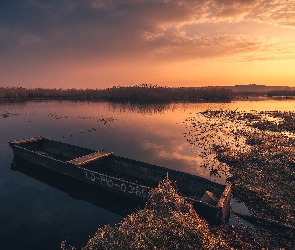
67;151;112;166
201;191;218;206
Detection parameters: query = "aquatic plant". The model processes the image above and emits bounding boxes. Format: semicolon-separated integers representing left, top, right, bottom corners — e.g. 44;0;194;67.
183;109;295;249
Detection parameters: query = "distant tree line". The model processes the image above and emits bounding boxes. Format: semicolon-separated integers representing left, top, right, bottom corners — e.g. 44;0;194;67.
234;90;295;98
0;87;95;100
2;85;295;103
266;90;295;97
0;84;234;102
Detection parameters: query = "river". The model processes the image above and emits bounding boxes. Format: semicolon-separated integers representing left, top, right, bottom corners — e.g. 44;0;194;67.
1;99;294;249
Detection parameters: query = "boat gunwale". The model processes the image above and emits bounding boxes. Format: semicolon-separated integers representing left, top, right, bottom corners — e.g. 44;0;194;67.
9;143;73;166
217;183;232;209
9;137;113;166
110;154;227;189
9;140;152;191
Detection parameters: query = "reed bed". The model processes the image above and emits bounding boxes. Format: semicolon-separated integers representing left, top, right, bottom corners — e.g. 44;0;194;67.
0;85;234;102
82;178;231;250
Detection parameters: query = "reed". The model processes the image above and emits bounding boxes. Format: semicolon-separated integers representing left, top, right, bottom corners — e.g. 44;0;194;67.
0;85;234;102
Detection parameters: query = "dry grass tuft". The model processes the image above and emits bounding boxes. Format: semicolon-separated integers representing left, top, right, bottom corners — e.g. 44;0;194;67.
82;178;230;250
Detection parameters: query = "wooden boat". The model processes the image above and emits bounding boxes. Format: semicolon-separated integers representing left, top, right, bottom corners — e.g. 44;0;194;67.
9;136;232;223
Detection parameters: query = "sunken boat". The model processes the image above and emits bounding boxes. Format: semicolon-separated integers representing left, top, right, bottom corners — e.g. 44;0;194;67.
9;136;232;223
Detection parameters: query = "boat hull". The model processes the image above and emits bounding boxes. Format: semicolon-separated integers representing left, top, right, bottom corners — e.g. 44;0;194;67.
11;147;150;201
9;137;231;223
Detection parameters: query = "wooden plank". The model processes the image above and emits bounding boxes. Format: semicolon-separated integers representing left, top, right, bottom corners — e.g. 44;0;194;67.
68;151;112;166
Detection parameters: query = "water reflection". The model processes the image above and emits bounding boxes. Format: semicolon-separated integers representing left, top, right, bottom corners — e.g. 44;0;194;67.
106;102;177;115
11;161;143;217
1;100;295;249
182;112;249;181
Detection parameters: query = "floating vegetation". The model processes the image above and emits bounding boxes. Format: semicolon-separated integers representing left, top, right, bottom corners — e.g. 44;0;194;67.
1;112;20;118
183;110;251;179
216;131;295;225
183;109;295;248
254;111;295;133
47;113;117;139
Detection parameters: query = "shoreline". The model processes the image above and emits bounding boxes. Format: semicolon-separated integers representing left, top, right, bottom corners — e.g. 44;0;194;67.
1;95;295;104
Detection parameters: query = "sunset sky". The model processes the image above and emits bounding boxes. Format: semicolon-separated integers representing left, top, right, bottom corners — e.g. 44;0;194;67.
1;0;295;89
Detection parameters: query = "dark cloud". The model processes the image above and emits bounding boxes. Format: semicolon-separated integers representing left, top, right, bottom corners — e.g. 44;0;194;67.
1;0;293;61
0;0;294;88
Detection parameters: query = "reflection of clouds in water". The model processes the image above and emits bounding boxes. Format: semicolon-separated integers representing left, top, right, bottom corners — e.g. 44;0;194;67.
141;139;217;182
182;109;295;183
2;101;295;250
182;111;253;182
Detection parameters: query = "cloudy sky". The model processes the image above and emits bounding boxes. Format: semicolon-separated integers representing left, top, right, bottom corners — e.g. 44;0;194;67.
1;0;295;89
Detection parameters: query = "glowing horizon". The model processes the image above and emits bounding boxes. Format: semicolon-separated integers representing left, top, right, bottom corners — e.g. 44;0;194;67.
1;0;295;89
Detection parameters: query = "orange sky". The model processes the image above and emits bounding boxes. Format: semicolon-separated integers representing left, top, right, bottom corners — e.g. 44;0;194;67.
1;0;295;89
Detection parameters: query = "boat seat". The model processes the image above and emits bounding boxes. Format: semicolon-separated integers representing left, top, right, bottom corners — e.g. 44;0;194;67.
67;151;112;166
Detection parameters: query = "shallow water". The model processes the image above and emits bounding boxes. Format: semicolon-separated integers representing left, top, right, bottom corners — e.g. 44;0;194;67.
1;100;294;249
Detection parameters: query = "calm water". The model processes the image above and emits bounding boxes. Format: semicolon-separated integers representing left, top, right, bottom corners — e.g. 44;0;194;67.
1;100;294;249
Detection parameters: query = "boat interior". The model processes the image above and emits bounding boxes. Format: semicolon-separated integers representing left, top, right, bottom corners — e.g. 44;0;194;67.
15;137;95;162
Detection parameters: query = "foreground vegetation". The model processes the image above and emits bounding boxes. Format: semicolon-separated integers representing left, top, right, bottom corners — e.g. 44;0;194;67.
82;178;220;249
81;178;264;250
80;171;294;249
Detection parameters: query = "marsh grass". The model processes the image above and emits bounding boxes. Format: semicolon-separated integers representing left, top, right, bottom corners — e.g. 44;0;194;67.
82;179;232;250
